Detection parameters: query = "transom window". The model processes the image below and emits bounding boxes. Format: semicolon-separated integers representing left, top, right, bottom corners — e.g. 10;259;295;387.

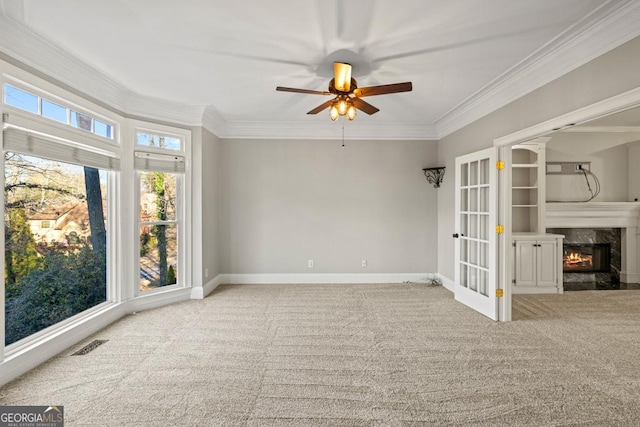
136;131;181;151
3;84;114;140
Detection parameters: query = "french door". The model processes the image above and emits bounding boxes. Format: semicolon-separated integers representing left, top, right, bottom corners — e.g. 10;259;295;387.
454;147;498;320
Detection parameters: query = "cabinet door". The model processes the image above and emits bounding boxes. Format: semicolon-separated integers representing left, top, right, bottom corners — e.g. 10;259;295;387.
514;240;536;287
537;240;557;287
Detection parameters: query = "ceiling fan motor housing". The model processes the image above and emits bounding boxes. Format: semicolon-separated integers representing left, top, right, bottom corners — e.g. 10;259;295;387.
329;78;358;94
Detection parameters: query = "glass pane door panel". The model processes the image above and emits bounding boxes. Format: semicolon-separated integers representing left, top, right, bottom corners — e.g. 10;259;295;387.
460;264;468;288
469;267;478;291
460;214;468;236
469;214;478;239
461;189;468;211
469;161;478;186
480;187;489;212
460;163;468;187
480;243;487;268
469;240;478;266
460;239;468;262
480;215;489;241
479;270;488;296
470;188;478;212
479;159;489;184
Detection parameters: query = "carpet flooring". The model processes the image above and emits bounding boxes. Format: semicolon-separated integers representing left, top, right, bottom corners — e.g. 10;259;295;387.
1;284;640;426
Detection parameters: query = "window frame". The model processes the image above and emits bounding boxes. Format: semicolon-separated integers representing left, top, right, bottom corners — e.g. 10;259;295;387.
2;132;118;354
132;121;190;296
0;62;194;375
2;76;119;146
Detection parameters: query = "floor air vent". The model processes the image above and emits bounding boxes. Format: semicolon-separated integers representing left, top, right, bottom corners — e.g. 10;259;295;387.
72;339;108;356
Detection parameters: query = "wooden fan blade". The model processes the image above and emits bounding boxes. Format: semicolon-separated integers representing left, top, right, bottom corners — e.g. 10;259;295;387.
277;86;332;95
352;97;379;115
354;82;412;97
333;62;352;92
307;99;335;115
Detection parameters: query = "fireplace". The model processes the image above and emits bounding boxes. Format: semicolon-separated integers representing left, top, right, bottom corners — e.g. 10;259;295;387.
563;243;611;273
547;227;621;289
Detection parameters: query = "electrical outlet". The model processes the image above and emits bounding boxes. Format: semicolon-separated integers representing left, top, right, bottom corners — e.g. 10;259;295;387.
205;268;209;278
308;259;314;268
361;259;367;267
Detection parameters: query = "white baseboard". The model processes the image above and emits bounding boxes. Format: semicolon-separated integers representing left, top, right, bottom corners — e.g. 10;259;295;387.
217;273;434;285
438;274;455;293
620;272;640;283
191;274;224;299
512;285;562;295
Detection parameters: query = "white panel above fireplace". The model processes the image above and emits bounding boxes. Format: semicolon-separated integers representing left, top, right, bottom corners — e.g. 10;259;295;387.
545;202;640;228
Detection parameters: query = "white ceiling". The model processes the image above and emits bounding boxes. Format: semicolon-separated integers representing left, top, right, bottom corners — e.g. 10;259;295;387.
1;0;638;139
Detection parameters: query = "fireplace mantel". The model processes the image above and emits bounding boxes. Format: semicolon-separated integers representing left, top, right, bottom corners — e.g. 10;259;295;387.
545;202;640;228
545;202;640;283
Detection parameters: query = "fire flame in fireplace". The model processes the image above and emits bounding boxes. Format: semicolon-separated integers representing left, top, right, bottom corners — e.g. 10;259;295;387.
564;252;593;269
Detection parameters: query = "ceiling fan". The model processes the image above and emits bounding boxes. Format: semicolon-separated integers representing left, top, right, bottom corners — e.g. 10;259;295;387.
276;62;412;121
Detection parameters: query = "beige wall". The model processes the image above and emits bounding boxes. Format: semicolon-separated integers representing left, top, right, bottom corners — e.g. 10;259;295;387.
219;138;438;274
545;141;629;203
629;141;640;202
201;128;222;281
437;35;640;280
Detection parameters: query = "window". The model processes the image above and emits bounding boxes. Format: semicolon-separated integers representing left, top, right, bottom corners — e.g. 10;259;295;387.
135;129;185;292
136;131;181;151
4;153;109;346
2;84;114;141
139;172;178;290
4;84;38;113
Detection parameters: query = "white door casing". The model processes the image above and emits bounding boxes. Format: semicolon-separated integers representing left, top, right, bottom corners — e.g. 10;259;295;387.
454;147;499;320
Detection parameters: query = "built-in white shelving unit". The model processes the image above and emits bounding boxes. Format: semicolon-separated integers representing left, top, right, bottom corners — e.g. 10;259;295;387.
511;140;563;294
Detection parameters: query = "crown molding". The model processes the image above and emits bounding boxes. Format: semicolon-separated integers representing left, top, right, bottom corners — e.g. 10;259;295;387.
124;95;206;127
435;0;640;139
211;120;438;140
202;105;228;136
0;15;205;127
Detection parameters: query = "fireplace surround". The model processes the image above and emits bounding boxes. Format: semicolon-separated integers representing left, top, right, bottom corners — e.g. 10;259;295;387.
545;202;640;284
548;227;621;287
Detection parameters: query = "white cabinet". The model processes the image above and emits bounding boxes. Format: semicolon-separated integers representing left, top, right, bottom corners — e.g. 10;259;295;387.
512;233;564;294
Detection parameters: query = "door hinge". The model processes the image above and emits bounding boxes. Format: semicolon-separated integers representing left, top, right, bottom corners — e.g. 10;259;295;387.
496;160;505;170
496;224;504;234
512;279;516;284
496;289;504;298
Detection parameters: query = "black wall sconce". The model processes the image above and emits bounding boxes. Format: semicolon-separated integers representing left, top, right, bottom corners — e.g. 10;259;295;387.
422;167;446;188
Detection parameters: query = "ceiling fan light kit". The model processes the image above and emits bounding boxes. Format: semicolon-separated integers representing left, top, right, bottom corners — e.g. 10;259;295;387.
330;95;357;121
276;62;412;121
